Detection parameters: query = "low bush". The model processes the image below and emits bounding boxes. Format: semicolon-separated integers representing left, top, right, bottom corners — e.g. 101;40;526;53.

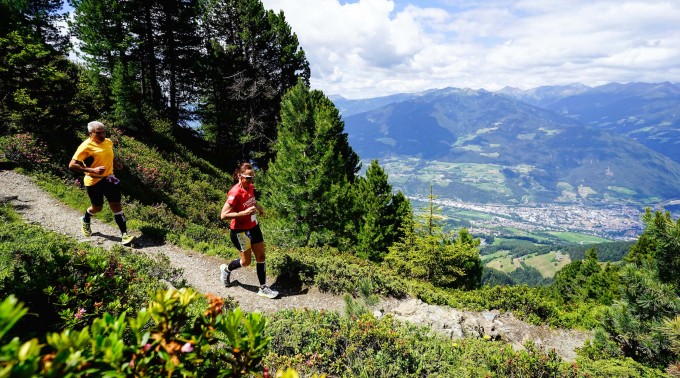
265;308;659;377
267;246;407;299
0;133;51;169
0;289;272;377
266;246;603;328
0;204;185;337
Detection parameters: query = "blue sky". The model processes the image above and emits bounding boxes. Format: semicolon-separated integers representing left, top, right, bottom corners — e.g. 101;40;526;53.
261;0;680;98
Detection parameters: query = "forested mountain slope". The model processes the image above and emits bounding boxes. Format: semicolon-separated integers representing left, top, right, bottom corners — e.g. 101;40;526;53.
342;87;680;205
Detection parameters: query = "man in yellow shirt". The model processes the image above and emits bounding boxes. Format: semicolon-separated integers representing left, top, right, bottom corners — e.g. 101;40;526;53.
68;121;134;246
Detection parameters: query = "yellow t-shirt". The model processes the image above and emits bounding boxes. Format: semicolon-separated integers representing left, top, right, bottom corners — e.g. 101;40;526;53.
72;138;114;186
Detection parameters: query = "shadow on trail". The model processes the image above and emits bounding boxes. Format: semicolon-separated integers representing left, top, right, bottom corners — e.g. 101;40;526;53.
129;234;165;248
88;232;165;249
1;196;31;212
230;278;310;299
91;231;120;243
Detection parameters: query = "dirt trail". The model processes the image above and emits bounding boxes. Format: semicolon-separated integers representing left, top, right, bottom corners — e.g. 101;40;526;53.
0;169;590;361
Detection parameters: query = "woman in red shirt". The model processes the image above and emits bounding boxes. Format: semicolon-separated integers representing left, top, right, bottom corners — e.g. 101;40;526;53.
219;162;278;299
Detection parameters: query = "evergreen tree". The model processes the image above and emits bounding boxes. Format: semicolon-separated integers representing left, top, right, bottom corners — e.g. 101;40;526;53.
482;267;515;287
155;0;201;128
625;231;656;266
0;28;80;140
597;263;680;366
70;0;140;128
640;209;680;290
197;0;253;166
70;0;132;78
197;0;309;168
354;160;411;262
385;185;482;289
551;247;620;305
6;0;70;52
71;0;202;131
586;212;680;369
261;80;359;247
111;61;143;128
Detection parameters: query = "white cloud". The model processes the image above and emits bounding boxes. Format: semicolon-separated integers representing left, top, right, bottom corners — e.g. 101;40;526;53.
262;0;680;98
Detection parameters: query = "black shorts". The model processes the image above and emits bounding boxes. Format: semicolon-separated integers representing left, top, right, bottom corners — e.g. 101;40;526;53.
86;177;121;207
229;224;264;252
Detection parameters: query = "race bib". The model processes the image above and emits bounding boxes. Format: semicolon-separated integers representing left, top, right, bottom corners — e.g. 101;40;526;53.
235;231;252;252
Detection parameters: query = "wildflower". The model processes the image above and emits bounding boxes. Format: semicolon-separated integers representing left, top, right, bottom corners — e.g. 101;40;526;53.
181;342;193;353
75;308;86;319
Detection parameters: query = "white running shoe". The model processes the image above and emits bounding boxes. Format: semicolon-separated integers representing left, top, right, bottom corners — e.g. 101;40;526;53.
121;233;134;246
220;264;231;287
257;285;278;299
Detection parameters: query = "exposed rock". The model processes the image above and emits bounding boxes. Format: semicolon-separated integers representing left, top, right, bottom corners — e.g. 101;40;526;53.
385;298;590;361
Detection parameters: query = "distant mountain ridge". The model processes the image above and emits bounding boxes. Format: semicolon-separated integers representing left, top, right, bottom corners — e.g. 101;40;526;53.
333;83;680;207
498;82;680;164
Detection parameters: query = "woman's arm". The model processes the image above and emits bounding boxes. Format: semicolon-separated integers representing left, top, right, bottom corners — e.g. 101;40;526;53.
220;201;257;221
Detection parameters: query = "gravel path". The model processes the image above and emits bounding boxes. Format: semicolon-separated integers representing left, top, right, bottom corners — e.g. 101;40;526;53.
0;169;347;314
0;169;590;361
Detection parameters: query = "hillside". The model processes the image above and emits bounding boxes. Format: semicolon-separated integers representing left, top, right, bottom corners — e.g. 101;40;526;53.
341;87;680;206
2;1;678;374
499;82;680;165
0;169;589;361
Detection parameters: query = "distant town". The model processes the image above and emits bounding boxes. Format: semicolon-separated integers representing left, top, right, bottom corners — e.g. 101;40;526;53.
410;196;645;241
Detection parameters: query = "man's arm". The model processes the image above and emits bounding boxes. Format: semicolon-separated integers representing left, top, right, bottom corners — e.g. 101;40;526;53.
69;159;106;176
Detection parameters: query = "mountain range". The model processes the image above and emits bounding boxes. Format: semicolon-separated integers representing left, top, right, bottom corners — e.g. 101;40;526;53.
333;82;680;208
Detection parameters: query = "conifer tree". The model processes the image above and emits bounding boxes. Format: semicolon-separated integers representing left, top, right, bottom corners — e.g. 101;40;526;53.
596;263;680;365
0;21;80;139
586;210;680;368
9;0;70;52
640;209;680;290
551;247;620;305
70;0;131;78
354;160;411;261
197;0;309;168
71;0;202;130
261;80;359;247
385;185;482;289
155;0;201;128
111;61;143;128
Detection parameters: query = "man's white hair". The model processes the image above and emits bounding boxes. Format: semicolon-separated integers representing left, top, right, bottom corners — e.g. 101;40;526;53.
87;121;106;133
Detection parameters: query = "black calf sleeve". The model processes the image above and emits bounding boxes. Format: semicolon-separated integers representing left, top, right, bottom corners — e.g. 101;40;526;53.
228;259;242;272
114;212;127;234
256;262;266;286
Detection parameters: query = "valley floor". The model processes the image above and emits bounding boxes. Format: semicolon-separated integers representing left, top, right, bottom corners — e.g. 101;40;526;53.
411;195;645;240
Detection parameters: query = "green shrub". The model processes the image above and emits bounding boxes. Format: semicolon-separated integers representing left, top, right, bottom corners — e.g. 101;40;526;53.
575;357;670;378
266;246;603;328
0;133;50;169
0;289;271;377
267;247;407;299
0;205;184;336
266;308;634;377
